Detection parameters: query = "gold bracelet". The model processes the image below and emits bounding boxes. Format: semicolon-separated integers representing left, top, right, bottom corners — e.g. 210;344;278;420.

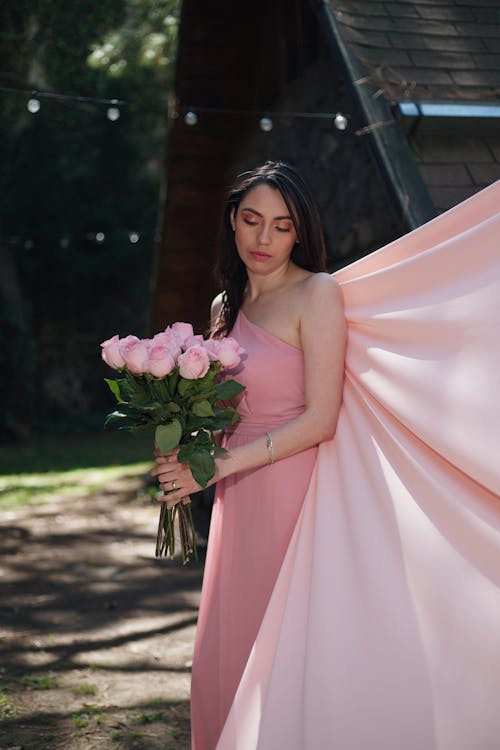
265;432;275;464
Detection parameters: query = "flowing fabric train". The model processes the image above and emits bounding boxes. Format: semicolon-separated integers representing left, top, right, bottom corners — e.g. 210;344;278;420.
216;180;500;750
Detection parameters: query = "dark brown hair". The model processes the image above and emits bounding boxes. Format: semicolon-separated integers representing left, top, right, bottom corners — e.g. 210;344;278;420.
213;161;327;336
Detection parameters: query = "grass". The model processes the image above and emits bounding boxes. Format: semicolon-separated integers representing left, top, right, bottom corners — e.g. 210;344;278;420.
0;430;153;474
0;431;154;510
131;710;166;725
21;674;57;690
72;704;106;728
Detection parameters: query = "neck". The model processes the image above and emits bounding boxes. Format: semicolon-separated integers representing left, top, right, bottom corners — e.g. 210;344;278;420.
245;262;295;302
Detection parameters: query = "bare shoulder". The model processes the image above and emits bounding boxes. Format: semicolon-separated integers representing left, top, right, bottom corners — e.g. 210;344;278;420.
302;272;344;314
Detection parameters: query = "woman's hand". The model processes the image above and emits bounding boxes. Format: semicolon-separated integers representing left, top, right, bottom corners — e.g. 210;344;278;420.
150;447;202;509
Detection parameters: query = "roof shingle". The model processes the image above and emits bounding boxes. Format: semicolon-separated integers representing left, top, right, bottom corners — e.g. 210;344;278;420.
329;0;500;101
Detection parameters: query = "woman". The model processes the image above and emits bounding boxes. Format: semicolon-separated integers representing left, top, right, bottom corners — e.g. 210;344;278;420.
152;161;347;748
153;166;500;750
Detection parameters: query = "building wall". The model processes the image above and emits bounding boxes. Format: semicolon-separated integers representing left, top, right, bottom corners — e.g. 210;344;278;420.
412;134;500;212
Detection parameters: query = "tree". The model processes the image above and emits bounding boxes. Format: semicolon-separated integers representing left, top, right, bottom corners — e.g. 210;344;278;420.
0;0;180;435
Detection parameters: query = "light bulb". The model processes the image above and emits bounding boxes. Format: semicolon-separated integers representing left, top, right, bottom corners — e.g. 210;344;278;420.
334;113;348;131
27;98;41;114
107;106;120;121
259;117;273;132
184;111;198;126
96;232;105;243
129;232;139;244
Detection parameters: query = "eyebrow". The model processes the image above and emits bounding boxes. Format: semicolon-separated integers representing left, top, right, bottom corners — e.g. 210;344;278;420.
240;207;292;221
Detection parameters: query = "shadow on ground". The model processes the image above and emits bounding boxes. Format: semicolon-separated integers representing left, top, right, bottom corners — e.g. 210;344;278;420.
0;473;212;749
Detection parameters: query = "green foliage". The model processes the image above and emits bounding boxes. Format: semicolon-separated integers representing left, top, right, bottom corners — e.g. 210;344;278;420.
0;0;180;432
155;419;182;453
105;364;244;488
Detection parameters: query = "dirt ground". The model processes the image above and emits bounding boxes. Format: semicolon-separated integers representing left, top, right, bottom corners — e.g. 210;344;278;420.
0;471;211;750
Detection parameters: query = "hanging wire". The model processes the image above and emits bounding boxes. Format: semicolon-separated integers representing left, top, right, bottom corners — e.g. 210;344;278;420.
0;84;126;107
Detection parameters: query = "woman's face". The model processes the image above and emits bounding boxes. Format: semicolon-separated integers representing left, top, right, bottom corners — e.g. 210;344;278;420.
231;184;299;275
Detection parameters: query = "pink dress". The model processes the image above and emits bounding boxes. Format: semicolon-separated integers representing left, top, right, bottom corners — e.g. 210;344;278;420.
190;310;318;749
191;180;500;750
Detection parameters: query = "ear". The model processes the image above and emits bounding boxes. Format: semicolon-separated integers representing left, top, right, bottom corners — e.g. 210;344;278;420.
230;207;236;232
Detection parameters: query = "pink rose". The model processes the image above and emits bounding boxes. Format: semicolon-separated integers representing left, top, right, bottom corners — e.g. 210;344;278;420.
146;345;176;378
120;336;149;374
170;322;194;348
213;337;245;369
178;345;210;380
202;337;220;360
152;331;181;359
184;334;204;350
101;334;125;369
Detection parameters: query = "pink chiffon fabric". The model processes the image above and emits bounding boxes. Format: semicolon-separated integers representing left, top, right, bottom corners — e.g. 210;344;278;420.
192;179;500;750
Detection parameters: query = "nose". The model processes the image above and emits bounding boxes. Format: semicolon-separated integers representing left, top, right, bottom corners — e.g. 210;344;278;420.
257;223;272;245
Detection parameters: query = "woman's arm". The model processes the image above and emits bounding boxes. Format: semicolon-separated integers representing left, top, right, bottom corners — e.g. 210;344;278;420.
152;275;346;504
217;274;345;474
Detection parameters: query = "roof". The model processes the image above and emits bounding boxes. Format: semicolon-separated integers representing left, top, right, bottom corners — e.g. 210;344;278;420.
328;0;500;102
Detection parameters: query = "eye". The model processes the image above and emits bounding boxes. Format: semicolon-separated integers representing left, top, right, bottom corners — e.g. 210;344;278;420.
243;217;258;226
276;226;291;233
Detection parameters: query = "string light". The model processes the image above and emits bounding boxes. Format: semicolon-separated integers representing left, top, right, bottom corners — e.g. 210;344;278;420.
184;111;198;126
7;229;152;251
27;96;41;114
106;102;121;121
2;85;358;134
334;113;348;130
0;85;126;120
259;117;273;132
179;105;351;132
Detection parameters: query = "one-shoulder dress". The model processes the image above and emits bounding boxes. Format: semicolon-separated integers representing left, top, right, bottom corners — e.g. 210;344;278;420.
191;180;500;750
190;309;318;749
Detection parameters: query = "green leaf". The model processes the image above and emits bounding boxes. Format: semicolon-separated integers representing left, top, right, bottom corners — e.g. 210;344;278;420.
167;401;181;413
178;377;196;398
215;380;245;400
104;378;124;403
192;400;214;417
192;429;212;445
104;411;141;430
168;368;179;393
209;406;241;429
155;420;182;455
177;443;195;463
119;378;138;400
137;400;163;413
189;449;216;488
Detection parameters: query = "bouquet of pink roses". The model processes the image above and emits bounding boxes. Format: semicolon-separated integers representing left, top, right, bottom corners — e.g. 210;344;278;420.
100;322;245;563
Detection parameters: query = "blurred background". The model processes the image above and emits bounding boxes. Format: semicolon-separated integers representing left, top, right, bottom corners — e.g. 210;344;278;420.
0;0;180;440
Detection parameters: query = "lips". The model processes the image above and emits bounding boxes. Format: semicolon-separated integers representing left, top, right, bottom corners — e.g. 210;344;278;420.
250;251;271;260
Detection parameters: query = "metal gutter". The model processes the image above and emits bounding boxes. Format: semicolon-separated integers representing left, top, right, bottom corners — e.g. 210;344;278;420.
396;101;500;137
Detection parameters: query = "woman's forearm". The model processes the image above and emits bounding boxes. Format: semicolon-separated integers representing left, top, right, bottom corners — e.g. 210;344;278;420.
215;403;341;482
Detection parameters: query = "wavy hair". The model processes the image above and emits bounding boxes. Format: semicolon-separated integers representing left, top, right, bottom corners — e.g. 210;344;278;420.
213;161;327;336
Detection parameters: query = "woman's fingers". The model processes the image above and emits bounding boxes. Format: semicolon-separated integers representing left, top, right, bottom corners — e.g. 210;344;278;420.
164;494;191;510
